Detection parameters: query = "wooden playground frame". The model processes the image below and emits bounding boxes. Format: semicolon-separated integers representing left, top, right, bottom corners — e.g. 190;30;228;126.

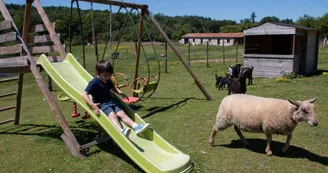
0;0;212;158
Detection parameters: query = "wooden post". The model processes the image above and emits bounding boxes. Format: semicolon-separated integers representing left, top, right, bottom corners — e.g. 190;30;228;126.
188;42;191;66
165;42;168;73
14;0;33;125
235;40;239;63
48;76;53;91
146;9;212;100
133;9;144;97
206;41;209;68
0;0;82;158
222;40;225;64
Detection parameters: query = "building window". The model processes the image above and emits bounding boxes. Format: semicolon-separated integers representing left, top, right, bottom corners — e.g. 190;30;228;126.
193;39;195;42
227;39;230;43
218;39;220;45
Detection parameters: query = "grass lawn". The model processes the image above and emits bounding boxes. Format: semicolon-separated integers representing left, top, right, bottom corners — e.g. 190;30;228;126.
0;43;327;173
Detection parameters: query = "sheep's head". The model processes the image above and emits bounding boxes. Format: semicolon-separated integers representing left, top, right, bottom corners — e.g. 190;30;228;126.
288;98;318;127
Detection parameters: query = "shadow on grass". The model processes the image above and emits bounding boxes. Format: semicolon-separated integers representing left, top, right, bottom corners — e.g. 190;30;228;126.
218;138;328;166
142;97;200;119
306;69;328;76
0;122;143;171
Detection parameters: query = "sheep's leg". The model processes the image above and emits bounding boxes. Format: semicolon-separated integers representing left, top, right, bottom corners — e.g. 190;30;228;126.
234;126;249;146
209;120;231;147
282;133;292;153
265;134;273;156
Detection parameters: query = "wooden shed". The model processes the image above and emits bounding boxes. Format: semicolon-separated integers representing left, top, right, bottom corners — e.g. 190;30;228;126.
243;22;319;77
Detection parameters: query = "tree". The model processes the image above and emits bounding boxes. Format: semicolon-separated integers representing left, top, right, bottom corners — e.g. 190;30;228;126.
280;18;294;24
296;14;316;28
259;16;280;24
250;12;256;23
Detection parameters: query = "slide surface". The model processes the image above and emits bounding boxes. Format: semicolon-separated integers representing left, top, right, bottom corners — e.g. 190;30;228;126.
36;53;193;173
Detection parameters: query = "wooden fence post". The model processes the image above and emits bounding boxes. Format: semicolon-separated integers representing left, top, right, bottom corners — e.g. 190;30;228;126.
188;42;191;66
165;42;168;73
206;41;209;68
222;41;225;64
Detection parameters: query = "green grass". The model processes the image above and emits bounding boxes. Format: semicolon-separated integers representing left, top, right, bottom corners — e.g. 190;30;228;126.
0;43;328;173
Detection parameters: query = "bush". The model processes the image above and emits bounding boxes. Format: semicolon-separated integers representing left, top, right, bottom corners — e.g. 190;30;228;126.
280;72;301;79
276;77;290;83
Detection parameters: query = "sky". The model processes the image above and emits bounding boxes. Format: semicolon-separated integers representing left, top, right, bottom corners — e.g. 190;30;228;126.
4;0;328;22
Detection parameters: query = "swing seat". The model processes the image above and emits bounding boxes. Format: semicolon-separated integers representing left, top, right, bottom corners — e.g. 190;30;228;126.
122;96;140;104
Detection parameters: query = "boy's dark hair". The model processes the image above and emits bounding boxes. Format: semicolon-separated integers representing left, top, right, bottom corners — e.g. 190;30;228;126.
96;60;113;74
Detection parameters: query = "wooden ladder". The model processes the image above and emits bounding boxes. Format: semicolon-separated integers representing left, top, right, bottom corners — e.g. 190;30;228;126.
0;19;29;125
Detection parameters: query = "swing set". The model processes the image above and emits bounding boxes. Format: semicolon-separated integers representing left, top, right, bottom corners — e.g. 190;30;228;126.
69;0;162;104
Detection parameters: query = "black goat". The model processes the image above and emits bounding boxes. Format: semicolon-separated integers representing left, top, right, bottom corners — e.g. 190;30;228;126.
227;72;247;95
228;63;242;78
215;74;228;91
241;66;254;85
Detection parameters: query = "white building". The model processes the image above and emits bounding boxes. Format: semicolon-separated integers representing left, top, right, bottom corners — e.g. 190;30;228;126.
180;32;244;46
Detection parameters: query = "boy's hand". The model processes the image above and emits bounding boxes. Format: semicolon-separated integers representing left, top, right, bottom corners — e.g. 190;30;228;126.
119;92;129;101
91;103;100;114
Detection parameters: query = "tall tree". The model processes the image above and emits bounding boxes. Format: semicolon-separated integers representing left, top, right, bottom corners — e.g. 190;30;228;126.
250;12;256;23
259;16;280;24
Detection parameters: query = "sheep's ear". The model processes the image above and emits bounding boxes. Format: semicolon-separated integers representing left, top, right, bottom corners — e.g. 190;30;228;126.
306;98;317;103
288;99;301;107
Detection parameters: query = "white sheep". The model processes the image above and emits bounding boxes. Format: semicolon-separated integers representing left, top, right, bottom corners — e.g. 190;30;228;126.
209;94;318;156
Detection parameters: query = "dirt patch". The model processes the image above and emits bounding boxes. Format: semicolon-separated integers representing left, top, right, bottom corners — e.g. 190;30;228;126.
190;59;237;63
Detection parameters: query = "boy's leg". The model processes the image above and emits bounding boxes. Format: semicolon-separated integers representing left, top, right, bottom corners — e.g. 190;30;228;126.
116;110;135;127
108;112;123;130
100;103;123;130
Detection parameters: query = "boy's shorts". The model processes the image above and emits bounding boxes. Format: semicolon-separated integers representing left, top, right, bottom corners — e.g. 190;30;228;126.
99;102;123;116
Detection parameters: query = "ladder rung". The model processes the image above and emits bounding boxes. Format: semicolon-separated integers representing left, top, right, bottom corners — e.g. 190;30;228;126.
0;92;17;98
0;77;19;83
0;105;16;112
0;118;15;125
79;136;111;150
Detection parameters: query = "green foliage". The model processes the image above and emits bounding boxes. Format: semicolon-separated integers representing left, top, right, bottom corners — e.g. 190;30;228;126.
281;72;300;79
259;16;280;24
275;77;290;83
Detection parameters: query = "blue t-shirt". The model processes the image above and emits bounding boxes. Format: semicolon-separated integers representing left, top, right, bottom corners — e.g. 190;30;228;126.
85;77;115;104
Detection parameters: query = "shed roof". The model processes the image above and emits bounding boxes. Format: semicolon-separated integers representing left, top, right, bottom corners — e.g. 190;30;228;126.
244;22;317;36
182;32;244;38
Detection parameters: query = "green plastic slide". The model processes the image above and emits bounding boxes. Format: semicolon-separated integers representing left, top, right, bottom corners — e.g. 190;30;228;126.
36;53;193;173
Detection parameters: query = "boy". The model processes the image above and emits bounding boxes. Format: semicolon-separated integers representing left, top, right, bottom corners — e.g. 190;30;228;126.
82;60;149;136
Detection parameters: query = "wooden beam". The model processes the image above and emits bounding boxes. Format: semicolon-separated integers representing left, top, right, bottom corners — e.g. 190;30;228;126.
29;45;56;54
29;34;52;43
0;20;11;31
15;73;24;125
0;44;22;55
0;118;15;125
133;9;144;97
0;66;30;73
0;57;29;68
0;0;82;158
0;32;16;43
30;23;56;33
146;9;212;101
33;0;66;58
0;105;16;112
32;56;64;62
78;0;148;10
0;92;17;98
0;76;18;83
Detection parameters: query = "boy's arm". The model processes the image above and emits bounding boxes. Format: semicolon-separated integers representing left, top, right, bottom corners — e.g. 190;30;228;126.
111;87;129;101
82;91;100;114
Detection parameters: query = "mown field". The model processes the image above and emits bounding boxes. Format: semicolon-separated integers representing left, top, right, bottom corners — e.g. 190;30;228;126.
0;43;327;172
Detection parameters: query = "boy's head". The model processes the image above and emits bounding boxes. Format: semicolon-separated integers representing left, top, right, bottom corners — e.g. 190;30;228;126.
96;60;113;83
